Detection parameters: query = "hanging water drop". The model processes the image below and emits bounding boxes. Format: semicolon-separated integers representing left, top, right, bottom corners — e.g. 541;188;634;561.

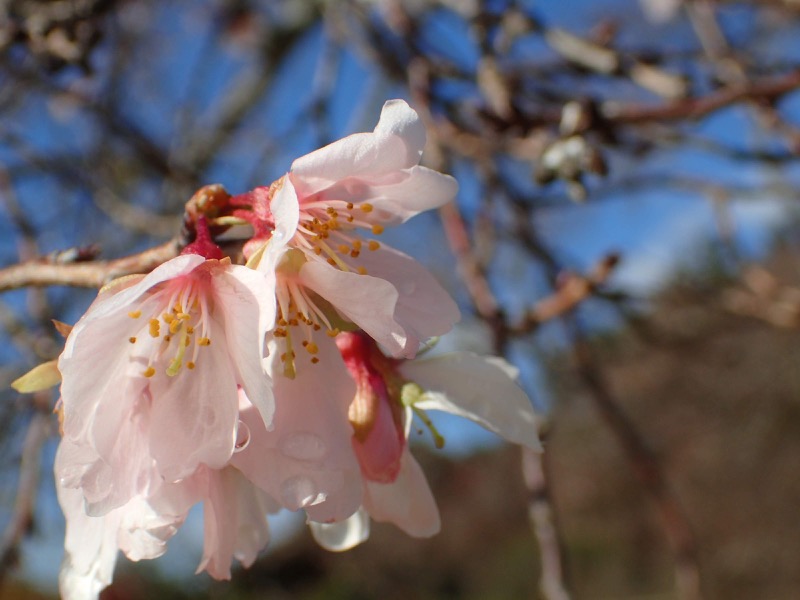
234;420;251;452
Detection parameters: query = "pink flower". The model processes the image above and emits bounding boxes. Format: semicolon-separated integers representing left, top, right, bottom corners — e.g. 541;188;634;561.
235;100;460;372
56;441;276;599
307;332;542;550
56;381;364;599
57;242;275;513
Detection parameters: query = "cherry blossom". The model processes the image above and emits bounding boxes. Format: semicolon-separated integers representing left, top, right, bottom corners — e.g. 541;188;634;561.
57;222;275;514
307;332;542;551
57;444;277;599
233;100;460;375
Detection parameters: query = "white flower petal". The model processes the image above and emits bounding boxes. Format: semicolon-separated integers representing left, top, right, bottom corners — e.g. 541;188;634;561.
308;507;371;551
366;166;458;224
290;101;426;196
299;261;407;355
197;467;271;580
57;483;120;600
353;246;460;357
148;316;239;480
216;265;276;428
401;353;542;451
233;340;363;521
65;254;204;336
363;449;440;537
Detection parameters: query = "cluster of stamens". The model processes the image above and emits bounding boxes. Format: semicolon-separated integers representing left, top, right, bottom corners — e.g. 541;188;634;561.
295;200;385;276
126;282;212;378
273;295;341;376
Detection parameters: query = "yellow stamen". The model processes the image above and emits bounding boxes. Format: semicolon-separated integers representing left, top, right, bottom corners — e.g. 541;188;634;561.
358;266;368;275
128;310;142;319
128;337;137;344
368;241;380;251
149;319;160;337
143;366;156;378
360;203;373;213
198;337;211;346
371;224;384;235
305;342;318;355
186;361;195;370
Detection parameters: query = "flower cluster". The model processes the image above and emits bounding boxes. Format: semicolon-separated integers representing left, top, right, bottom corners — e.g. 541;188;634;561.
41;100;541;599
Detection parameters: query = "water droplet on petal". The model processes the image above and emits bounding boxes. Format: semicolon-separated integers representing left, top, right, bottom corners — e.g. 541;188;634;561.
234;420;251;452
398;279;416;295
279;475;326;510
280;432;327;461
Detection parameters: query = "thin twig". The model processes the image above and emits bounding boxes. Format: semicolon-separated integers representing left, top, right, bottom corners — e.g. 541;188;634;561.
522;443;572;600
0;239;180;292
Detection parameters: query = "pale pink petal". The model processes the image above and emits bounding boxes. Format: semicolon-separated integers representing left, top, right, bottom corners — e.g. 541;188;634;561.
148;314;239;480
290;100;426;196
196;467;272;580
232;340;363;522
353;246;460;357
57;483;120;600
117;495;188;562
215;265;276;427
261;178;300;267
59;254;206;442
401;353;542;451
372;99;427;164
299;261;407;355
300;166;457;226
364;166;458;224
363;449;440;537
63;254;205;333
59;308;147;444
308;507;370;551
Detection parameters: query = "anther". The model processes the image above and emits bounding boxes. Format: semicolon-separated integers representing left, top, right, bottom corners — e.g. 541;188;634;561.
326;328;340;337
149;319;160;337
371;224;384;235
368;241;380;251
311;357;320;364
358;266;368;275
198;337;211;346
143;366;156;378
128;310;142;319
360;203;373;213
128;337;137;344
305;342;319;355
346;202;354;209
186;361;195;370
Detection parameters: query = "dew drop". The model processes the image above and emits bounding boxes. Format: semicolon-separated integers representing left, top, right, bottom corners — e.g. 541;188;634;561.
234;420;251;452
398;279;416;295
279;475;325;510
280;432;327;461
